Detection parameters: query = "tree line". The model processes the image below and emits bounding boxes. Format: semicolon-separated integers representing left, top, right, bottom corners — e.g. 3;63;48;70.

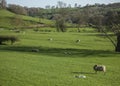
2;1;119;29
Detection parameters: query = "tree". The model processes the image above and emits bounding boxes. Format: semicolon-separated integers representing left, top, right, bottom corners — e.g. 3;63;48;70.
45;5;51;9
89;15;104;32
8;4;27;15
104;11;120;52
88;10;120;52
74;3;77;8
68;4;71;8
54;14;66;32
53;1;68;32
57;1;66;8
72;10;88;32
0;0;6;9
26;7;42;17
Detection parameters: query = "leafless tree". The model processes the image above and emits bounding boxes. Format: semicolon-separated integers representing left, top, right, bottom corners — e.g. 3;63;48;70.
0;0;6;9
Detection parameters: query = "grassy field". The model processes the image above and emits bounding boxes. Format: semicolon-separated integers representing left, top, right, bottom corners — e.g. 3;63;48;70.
0;9;53;28
0;28;120;86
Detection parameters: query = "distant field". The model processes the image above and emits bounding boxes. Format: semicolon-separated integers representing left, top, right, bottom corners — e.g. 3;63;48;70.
0;29;120;86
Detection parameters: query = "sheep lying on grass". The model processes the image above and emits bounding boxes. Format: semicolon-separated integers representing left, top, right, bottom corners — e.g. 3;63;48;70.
48;38;53;41
76;39;80;43
93;65;106;73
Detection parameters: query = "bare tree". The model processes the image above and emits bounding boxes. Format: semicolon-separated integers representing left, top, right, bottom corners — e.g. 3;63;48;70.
54;14;66;32
0;0;6;9
57;1;66;8
74;3;78;8
8;4;27;15
91;11;120;52
104;11;120;52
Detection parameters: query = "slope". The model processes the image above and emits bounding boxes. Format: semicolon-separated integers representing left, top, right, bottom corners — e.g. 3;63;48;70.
0;9;53;29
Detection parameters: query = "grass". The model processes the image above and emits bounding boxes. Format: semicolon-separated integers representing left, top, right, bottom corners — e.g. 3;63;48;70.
0;9;53;29
0;28;120;86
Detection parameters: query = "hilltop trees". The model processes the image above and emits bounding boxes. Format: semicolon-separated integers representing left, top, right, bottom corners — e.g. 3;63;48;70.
0;0;7;9
8;4;27;15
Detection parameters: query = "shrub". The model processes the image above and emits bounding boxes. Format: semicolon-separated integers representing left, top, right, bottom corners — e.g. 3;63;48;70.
0;35;19;45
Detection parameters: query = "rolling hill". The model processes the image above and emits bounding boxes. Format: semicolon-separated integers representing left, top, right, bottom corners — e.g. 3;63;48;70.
0;9;54;29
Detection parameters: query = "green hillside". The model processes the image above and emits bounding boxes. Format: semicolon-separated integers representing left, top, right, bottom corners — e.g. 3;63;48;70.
0;9;14;28
0;9;53;29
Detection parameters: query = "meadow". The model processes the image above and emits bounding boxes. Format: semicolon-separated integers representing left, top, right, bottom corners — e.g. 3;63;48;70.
0;28;120;86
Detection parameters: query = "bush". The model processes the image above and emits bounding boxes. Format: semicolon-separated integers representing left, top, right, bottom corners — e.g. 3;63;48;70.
0;35;18;45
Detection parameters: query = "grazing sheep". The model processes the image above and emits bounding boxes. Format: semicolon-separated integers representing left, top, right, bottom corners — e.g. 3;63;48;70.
93;65;106;73
76;39;80;43
32;49;39;52
48;38;53;41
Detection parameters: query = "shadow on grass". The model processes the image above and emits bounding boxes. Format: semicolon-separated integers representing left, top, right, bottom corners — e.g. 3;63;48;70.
72;72;95;74
0;45;118;58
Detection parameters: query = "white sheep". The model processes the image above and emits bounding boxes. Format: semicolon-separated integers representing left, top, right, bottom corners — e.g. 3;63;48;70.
93;65;106;73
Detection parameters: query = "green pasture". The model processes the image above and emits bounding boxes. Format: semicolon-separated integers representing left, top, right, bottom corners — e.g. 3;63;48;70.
0;28;120;86
0;10;53;28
